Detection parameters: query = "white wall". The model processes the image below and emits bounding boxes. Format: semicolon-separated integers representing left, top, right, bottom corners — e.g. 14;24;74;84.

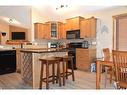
31;7;48;41
0;6;32;41
0;20;9;45
82;6;127;58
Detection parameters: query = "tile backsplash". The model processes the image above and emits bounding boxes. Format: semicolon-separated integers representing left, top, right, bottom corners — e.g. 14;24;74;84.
33;38;96;48
1;38;96;49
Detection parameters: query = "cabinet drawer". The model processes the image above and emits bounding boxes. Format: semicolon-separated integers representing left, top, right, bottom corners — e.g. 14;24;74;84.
76;53;89;57
76;55;89;59
76;50;89;53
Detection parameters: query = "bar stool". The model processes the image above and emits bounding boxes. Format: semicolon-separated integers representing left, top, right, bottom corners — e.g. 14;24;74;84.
64;55;75;81
39;57;62;89
56;55;75;86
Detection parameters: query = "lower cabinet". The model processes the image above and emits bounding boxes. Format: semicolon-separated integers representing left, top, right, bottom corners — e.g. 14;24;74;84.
76;48;96;71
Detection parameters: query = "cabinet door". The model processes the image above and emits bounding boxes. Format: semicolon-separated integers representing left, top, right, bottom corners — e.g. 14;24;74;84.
57;22;61;39
34;23;45;39
90;17;96;38
76;48;96;71
71;17;80;30
45;22;51;39
80;20;86;38
76;48;90;71
62;24;66;38
80;17;96;38
66;17;84;31
57;23;66;39
80;19;91;38
66;19;72;31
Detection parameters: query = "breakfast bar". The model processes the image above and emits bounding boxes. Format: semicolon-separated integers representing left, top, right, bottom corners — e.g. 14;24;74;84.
20;48;67;89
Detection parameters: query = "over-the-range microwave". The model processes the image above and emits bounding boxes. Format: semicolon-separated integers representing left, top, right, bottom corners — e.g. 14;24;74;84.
66;30;80;39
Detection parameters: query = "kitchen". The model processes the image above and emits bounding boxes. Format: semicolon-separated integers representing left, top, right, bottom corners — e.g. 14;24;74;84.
0;5;127;91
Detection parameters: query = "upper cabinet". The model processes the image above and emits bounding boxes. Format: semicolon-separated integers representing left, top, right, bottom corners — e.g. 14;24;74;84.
34;22;65;39
34;16;97;39
34;23;46;39
45;22;66;39
66;16;84;31
80;17;97;38
57;22;66;39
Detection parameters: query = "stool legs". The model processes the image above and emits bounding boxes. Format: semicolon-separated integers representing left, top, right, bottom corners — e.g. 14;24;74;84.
52;63;55;84
39;62;44;89
66;59;68;79
70;57;75;81
46;61;49;89
62;60;65;86
57;61;61;87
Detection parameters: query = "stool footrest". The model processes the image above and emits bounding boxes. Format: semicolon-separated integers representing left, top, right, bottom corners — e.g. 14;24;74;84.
66;72;73;76
42;75;58;83
60;72;73;76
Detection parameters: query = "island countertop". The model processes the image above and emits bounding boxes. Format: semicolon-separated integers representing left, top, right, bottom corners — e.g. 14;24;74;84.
20;48;67;53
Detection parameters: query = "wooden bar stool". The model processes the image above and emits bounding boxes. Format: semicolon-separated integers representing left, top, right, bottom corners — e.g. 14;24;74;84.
63;55;75;81
39;57;62;89
56;55;75;86
55;57;66;86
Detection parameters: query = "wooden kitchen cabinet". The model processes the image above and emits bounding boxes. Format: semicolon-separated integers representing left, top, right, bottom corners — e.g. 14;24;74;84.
57;23;66;39
35;22;65;39
80;17;97;38
34;23;46;39
66;16;84;31
45;22;51;39
45;21;65;39
76;48;96;71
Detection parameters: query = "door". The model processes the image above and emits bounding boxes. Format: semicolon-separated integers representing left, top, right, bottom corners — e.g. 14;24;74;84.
113;14;127;51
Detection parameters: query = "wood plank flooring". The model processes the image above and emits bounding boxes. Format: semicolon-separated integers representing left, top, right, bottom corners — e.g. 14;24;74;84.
0;70;114;89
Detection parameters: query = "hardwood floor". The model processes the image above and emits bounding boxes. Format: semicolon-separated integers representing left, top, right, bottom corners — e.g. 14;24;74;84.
0;70;114;89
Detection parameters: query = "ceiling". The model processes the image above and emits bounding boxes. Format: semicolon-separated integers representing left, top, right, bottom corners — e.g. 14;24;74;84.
0;5;120;27
32;5;116;21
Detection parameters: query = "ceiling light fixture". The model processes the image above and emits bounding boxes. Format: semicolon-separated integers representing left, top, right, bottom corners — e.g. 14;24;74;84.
9;18;13;24
56;4;68;10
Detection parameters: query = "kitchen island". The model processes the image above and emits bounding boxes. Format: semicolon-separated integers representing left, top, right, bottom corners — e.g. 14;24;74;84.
20;48;67;89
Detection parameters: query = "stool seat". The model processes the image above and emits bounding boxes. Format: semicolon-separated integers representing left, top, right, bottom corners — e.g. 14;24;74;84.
39;57;61;61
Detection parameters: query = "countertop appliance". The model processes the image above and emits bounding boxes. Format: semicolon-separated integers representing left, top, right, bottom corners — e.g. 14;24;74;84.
66;30;80;39
48;42;57;48
82;41;89;48
0;50;16;74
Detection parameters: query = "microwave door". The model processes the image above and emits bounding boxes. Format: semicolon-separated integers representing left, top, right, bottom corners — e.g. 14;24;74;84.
67;34;75;39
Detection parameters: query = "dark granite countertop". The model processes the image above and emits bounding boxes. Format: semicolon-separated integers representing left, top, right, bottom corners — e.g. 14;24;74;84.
20;48;68;53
